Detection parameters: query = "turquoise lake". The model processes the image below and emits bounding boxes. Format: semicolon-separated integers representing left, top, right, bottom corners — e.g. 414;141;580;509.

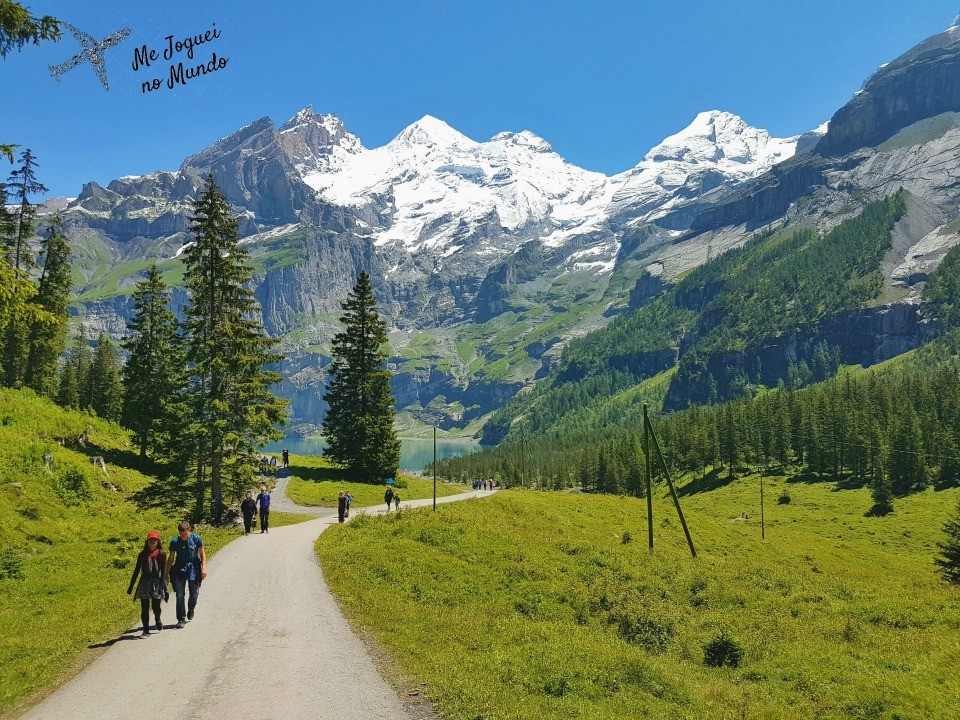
263;437;488;472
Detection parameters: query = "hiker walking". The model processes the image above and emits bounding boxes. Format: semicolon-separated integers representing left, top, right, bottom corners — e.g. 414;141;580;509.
345;491;352;518
127;531;168;638
257;485;271;533
393;492;401;511
337;491;347;523
282;448;289;468
240;493;257;535
384;486;394;512
166;521;206;629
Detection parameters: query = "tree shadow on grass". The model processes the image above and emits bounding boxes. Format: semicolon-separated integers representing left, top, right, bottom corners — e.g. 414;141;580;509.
83;441;144;477
677;467;734;497
290;462;346;483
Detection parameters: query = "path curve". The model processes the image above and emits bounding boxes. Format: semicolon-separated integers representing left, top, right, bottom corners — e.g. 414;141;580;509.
21;489;493;720
267;467;320;514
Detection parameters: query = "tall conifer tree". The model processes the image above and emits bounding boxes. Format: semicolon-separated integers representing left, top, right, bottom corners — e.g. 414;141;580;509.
5;148;45;275
90;331;123;421
24;215;71;397
2;149;47;387
182;175;287;522
122;265;187;461
322;270;400;481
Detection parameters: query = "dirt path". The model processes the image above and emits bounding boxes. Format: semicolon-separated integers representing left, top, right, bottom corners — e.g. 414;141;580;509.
20;490;491;720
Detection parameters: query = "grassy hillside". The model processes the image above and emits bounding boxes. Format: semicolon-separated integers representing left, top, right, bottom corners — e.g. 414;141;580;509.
285;454;466;507
0;389;311;716
317;478;960;719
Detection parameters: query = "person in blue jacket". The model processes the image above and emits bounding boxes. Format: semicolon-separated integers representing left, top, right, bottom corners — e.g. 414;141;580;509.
257;485;271;533
165;521;206;629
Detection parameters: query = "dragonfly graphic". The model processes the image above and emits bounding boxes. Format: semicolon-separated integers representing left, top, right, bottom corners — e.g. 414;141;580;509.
49;23;132;91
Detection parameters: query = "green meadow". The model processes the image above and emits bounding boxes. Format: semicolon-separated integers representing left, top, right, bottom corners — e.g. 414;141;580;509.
0;389;313;716
284;453;466;508
316;478;960;719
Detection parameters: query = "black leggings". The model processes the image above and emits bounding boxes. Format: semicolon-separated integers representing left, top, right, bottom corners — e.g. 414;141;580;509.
140;598;161;630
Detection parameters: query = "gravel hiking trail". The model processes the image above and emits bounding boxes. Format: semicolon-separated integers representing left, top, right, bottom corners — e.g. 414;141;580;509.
21;485;493;720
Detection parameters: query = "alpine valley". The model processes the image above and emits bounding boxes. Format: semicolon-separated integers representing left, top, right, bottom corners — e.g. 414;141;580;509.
56;17;960;439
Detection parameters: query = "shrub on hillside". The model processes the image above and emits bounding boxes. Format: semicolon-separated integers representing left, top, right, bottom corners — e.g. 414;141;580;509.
617;614;674;651
777;490;791;505
56;467;92;504
935;499;960;583
0;549;26;580
703;631;744;668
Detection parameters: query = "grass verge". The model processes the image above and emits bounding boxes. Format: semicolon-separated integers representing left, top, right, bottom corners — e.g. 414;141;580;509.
316;479;960;719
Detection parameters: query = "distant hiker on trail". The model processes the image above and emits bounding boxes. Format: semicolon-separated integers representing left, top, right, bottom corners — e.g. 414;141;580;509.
127;531;168;638
282;448;289;468
337;491;347;523
269;455;278;468
257;485;271;533
166;521;206;629
240;493;257;535
384;487;394;512
393;492;400;511
345;491;352;518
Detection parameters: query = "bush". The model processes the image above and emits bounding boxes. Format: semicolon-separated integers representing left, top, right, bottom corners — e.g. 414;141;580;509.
777;491;791;505
0;549;26;580
56;467;92;504
621;530;633;544
703;631;744;668
617;614;675;651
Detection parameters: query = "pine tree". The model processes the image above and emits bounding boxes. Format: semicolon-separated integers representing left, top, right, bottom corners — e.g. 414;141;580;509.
24;216;71;397
56;359;77;408
182;175;287;522
5;148;46;275
90;332;123;421
2;149;49;388
935;499;960;583
61;321;92;409
321;270;400;481
122;265;188;462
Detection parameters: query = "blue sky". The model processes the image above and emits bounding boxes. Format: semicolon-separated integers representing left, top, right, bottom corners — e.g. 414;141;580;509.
2;0;957;197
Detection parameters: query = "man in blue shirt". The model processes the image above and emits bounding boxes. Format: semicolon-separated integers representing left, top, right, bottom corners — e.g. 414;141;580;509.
165;520;207;628
257;485;271;533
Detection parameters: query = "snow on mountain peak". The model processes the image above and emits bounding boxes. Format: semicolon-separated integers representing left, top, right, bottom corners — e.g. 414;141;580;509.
390;115;477;150
644;110;794;166
297;109;798;255
608;111;798;223
490;130;553;153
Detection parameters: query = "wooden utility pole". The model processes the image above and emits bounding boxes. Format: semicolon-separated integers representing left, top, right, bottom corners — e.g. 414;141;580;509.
433;425;437;511
520;431;526;488
643;404;653;551
760;468;765;540
645;404;697;559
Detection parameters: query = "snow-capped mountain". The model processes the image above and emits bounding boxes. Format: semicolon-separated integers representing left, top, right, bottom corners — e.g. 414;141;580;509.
277;107;799;257
608;110;800;225
61;105;813;431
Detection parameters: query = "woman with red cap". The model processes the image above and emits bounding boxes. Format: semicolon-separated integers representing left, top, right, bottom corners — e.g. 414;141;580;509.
127;531;168;637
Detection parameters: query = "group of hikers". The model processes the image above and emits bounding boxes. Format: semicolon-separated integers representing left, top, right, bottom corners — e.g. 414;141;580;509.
126;520;206;638
384;486;400;512
337;491;353;523
240;486;273;533
472;478;495;491
260;448;290;473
